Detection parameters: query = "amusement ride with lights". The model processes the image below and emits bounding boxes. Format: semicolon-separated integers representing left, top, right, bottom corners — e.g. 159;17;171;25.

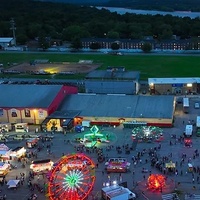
47;153;96;200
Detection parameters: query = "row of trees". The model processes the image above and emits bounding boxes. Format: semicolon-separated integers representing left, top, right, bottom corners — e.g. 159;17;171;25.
1;0;200;49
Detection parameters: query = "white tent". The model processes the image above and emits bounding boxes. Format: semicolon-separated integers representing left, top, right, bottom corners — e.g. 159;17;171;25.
7;180;20;188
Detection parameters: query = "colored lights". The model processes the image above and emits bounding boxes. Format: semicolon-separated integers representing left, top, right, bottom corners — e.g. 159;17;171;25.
47;154;96;200
147;174;165;190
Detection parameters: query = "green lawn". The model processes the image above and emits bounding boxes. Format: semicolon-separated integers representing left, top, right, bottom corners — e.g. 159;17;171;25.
0;52;200;80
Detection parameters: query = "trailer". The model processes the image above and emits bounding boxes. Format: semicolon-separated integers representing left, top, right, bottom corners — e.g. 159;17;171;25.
184;125;193;137
183;97;189;113
106;188;136;200
102;186;136;200
196;116;200;136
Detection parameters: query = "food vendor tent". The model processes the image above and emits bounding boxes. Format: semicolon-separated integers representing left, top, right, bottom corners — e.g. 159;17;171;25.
165;161;176;168
10;147;26;158
0;144;11;160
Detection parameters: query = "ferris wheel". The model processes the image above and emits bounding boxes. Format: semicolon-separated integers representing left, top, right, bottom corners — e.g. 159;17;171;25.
47;153;96;200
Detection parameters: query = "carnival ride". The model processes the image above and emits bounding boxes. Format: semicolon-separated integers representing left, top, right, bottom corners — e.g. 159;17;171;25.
132;126;164;142
74;125;111;148
147;174;165;191
47;154;96;200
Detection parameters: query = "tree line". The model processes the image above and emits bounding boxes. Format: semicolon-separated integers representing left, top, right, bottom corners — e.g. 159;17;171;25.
1;0;200;49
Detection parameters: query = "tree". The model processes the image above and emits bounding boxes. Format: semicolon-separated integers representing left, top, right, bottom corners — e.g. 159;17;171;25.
38;32;50;50
111;42;120;50
62;25;90;41
89;42;101;50
16;33;28;45
70;37;82;50
141;42;152;53
107;31;119;39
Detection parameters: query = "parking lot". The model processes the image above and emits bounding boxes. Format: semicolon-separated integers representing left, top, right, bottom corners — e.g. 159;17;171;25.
0;95;200;199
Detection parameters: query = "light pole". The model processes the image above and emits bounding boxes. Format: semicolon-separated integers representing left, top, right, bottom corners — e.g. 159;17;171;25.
10;18;16;46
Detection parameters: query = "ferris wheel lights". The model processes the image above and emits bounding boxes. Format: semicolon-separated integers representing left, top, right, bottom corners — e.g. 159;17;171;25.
48;153;95;200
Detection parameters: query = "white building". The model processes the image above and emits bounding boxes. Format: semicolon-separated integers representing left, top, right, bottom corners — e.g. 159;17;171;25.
0;37;15;48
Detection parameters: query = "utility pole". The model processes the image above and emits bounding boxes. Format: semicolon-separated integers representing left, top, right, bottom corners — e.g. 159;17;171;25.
10;18;16;46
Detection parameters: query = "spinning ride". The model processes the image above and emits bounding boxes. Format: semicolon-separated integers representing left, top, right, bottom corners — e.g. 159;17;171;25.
47;154;96;200
132;126;163;142
75;125;110;147
147;174;165;191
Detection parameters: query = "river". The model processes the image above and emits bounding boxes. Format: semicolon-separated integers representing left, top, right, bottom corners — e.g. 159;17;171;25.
96;6;200;19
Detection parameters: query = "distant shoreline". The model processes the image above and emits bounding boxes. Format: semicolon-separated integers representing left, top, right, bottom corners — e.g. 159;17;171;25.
95;6;200;19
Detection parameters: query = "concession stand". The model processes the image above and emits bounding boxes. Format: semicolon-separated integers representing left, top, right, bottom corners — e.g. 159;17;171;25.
10;147;26;158
105;158;131;173
0;162;10;176
0;144;11;161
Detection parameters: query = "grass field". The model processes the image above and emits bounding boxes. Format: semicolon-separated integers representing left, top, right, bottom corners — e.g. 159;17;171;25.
0;52;200;80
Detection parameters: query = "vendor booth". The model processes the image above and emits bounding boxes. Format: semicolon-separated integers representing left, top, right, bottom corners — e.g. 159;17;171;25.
0;162;10;176
30;159;54;173
0;144;11;160
10;147;26;158
105;158;131;173
165;161;176;172
14;123;28;133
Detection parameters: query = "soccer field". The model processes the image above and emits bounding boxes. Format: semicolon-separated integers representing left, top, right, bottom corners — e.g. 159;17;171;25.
0;52;200;79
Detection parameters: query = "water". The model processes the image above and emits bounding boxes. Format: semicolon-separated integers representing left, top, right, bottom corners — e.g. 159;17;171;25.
96;6;200;19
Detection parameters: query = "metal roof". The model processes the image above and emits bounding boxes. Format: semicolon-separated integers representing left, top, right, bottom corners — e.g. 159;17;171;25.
148;77;200;84
85;80;136;94
0;85;62;108
47;110;81;119
0;37;13;43
59;94;174;119
86;70;140;80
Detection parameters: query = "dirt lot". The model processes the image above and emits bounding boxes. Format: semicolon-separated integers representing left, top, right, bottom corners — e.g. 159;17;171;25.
6;62;100;74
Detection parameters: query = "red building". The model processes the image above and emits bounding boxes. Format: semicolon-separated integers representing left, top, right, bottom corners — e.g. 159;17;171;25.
0;84;78;126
